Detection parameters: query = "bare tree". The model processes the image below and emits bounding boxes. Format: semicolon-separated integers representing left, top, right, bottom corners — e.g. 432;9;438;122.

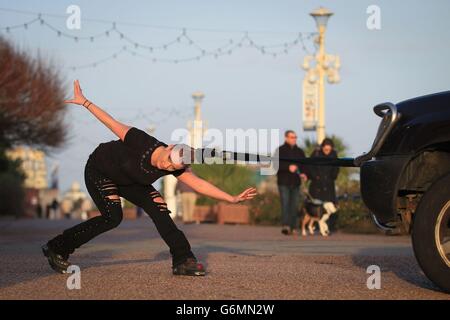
0;36;68;154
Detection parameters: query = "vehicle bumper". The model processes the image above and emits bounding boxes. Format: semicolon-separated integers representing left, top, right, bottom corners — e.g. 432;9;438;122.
360;155;410;225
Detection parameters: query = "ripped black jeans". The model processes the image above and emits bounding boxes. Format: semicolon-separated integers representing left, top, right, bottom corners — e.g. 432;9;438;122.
47;157;196;267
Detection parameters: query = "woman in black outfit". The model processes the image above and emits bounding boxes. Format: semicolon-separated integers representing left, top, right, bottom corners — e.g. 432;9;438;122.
308;138;339;204
42;80;257;276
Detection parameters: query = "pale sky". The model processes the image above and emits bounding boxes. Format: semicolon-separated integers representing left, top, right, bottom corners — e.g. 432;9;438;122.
1;0;449;193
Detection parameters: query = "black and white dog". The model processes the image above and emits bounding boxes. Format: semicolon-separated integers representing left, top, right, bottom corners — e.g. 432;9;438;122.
300;190;337;236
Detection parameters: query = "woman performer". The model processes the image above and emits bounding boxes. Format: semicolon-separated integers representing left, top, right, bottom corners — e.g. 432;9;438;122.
42;80;257;276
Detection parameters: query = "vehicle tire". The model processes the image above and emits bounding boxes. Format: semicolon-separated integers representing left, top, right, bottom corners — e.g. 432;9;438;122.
412;172;450;293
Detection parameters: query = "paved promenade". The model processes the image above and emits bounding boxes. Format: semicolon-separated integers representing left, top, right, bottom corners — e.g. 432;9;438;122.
0;219;448;299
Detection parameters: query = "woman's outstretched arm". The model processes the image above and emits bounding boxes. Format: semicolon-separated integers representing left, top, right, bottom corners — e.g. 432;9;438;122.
64;80;131;141
176;170;257;203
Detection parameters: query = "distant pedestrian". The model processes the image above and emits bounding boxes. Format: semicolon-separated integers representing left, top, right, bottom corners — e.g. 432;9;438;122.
136;206;144;218
60;198;73;219
274;130;308;235
307;138;339;234
50;198;60;219
80;198;92;220
36;201;43;219
45;204;51;219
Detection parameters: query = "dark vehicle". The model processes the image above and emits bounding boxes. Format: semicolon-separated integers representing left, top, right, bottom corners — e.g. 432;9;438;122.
355;91;450;293
210;93;450;292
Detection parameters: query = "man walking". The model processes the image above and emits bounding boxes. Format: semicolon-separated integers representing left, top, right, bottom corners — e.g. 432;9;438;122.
275;130;308;235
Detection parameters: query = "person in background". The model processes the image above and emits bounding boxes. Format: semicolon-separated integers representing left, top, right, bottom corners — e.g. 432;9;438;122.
45;203;51;219
176;167;198;224
36;199;43;219
50;198;60;219
60;198;73;219
80;198;92;221
275;130;308;235
136;206;144;218
308;138;340;232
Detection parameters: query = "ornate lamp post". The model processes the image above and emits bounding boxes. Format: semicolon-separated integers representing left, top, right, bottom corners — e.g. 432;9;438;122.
303;7;340;144
189;91;205;149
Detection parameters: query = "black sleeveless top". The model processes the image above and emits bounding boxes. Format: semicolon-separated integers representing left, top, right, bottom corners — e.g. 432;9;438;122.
89;127;185;185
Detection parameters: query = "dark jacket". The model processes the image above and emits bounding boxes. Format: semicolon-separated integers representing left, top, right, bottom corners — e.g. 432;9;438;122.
275;143;307;187
308;148;339;203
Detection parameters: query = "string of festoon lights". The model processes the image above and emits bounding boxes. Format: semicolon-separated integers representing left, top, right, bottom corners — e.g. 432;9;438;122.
0;7;318;70
73;106;194;126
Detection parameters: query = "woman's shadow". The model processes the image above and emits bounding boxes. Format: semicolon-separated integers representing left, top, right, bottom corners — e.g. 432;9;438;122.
0;241;257;290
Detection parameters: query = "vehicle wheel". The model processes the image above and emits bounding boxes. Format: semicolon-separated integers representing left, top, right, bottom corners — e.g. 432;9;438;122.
412;172;450;293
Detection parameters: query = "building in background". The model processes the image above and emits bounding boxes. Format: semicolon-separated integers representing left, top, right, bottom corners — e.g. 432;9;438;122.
5;146;91;219
6;146;51;218
6;146;47;189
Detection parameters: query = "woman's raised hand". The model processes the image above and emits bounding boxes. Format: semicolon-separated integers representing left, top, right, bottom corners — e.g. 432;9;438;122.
231;187;257;203
64;80;87;105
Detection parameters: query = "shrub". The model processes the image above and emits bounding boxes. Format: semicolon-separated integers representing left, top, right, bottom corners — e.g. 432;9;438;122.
191;163;256;206
248;191;281;225
335;199;380;234
0;146;25;217
0;171;25;217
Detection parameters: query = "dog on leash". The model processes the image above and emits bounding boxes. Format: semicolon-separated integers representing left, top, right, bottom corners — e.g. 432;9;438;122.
300;192;337;237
